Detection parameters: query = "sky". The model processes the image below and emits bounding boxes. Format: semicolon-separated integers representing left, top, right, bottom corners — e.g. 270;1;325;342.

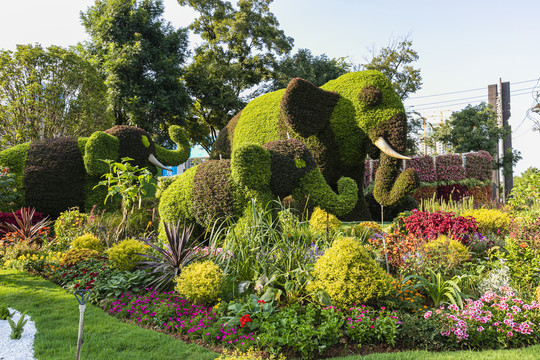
0;0;538;175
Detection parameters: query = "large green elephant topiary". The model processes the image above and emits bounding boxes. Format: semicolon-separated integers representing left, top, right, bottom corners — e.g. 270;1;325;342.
211;70;419;220
159;139;358;229
0;125;190;217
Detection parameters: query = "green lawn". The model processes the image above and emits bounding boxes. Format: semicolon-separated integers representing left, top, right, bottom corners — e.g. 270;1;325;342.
2;269;540;360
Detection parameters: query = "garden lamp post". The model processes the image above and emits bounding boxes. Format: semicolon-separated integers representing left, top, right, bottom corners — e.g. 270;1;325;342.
74;289;91;360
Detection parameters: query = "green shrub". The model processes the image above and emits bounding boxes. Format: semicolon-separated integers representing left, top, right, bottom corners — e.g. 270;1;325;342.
71;233;103;252
53;207;89;250
422;235;470;273
106;238;147;271
60;248;100;267
307;236;391;308
309;207;341;233
174;260;224;305
462;208;511;235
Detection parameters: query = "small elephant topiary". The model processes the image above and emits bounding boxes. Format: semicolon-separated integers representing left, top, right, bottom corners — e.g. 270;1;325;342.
158;138;358;230
0;125;190;217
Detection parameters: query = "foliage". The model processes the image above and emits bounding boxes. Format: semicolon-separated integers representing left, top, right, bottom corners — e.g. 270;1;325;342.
8;310;28;340
174;260;224;305
0;143;28;211
478;265;513;296
2;250;62;274
179;0;293;151
158;166;198;228
1;207;51;245
361;36;422;100
59;248;100;267
95;269;155;300
404;269;468;308
345;307;401;347
54;207;90;243
308;237;392;308
494;239;540;298
461;209;510;236
384;278;427;313
80;0;190;142
0;167;20;212
419;236;470;277
401;209;478;244
425;289;540;349
95;157;154;242
435;154;465;182
368;231;424;271
266;48;351;91
258;303;344;359
2;240;41;264
509;167;540;210
508;215;540;249
309;207;341;233
71;233;104;253
106;238;147;271
406;155;437;182
0;44;112;149
465;151;493;181
0;304;11;320
139;221;203;291
24;137;86;217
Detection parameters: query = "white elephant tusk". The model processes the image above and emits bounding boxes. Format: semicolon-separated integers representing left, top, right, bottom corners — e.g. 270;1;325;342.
148;154;172;172
374;137;411;160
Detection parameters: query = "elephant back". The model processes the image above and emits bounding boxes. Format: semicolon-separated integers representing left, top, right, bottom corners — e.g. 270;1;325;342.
24;137;85;218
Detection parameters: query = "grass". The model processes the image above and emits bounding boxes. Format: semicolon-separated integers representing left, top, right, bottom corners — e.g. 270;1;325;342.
2;269;540;360
0;269;217;360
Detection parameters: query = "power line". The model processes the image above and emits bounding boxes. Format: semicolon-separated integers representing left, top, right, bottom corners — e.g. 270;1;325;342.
408;78;539;100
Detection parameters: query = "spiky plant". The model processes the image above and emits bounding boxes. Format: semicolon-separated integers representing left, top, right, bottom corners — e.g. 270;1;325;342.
138;220;205;291
1;208;52;245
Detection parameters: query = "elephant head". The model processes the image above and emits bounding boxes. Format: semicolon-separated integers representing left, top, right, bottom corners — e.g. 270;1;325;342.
83;125;190;176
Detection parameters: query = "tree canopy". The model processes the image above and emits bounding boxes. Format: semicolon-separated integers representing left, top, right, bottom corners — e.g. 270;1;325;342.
179;0;293;152
265;48;351;92
81;0;190;144
361;36;422;101
0;44;113;149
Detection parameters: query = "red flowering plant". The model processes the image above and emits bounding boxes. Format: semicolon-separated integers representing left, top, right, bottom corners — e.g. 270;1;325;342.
406;155;437;183
465;151;493;181
368;231;424;270
401;210;478;244
221;293;276;332
436;154;465;182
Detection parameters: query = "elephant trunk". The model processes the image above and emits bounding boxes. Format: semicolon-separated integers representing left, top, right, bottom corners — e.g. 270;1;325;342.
154;125;191;166
370;114;419;207
296;169;358;217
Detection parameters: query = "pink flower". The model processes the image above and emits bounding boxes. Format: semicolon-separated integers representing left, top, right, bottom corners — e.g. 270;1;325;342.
477;326;484;332
424;311;432;319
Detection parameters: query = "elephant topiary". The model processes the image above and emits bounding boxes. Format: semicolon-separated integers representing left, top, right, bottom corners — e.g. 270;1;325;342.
0;125;190;217
211;70;419;220
158;138;358;229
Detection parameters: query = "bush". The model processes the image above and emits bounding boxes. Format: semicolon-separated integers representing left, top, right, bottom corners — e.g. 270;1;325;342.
462;208;510;236
106;238;147;271
421;235;470;275
307;237;391;308
402;210;478;244
174;260;224;305
71;233;103;252
508;215;540;249
309;207;341;233
54;208;89;249
60;248;100;267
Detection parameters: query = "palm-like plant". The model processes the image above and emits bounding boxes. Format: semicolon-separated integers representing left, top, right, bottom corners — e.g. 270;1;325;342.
138;220;205;291
403;268;468;309
1;208;52;245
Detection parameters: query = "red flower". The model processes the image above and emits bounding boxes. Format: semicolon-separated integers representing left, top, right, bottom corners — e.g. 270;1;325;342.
257;300;266;305
74;283;80;288
239;314;251;327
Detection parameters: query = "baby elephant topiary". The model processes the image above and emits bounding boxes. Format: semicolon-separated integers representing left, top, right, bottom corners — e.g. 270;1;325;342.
307;236;391;308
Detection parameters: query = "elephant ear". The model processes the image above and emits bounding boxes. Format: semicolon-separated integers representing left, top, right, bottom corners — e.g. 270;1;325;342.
83;131;120;176
280;78;340;137
231;143;271;191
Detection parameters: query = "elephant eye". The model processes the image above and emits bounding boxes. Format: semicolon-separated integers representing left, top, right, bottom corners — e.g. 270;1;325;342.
358;86;383;107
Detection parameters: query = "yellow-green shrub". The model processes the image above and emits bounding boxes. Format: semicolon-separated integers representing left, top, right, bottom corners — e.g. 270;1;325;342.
71;233;103;252
174;260;224;305
60;248;100;266
307;236;391;308
106;238;146;271
352;221;382;238
462;209;510;235
423;235;470;271
309;207;341;233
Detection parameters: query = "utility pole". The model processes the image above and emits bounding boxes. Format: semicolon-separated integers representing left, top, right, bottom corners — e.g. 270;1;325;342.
488;79;512;202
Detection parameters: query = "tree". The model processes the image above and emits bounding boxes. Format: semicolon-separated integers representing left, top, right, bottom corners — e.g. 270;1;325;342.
179;0;294;152
80;0;190;144
0;44;113;149
265;48;351;92
361;36;422;101
509;167;540;209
